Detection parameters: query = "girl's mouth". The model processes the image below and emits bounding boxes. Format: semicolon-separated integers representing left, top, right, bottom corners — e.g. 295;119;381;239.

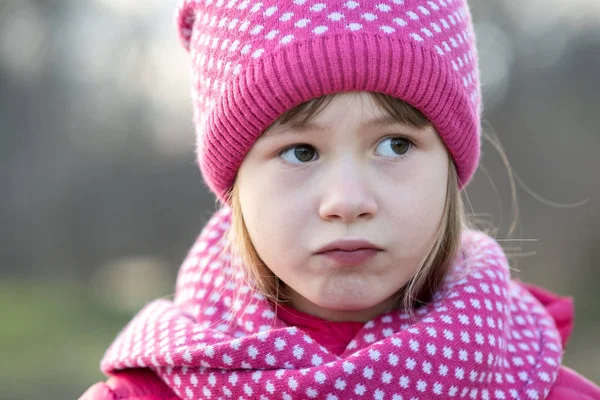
315;239;383;265
317;248;381;265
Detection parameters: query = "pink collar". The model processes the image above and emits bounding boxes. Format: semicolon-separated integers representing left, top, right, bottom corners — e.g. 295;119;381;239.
275;303;364;356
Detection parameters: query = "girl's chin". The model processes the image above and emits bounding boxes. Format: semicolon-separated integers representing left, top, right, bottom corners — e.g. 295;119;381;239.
291;292;399;322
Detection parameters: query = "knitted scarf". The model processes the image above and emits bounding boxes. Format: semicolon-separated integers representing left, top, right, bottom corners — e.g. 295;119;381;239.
101;208;563;399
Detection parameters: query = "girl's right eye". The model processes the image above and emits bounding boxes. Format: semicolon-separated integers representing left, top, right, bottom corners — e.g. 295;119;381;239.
279;144;318;164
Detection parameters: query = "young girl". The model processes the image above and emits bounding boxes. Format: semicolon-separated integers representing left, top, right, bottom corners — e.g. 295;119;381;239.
81;0;600;399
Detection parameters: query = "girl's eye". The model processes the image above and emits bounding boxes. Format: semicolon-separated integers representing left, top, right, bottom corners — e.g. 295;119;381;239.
280;144;318;164
375;137;412;157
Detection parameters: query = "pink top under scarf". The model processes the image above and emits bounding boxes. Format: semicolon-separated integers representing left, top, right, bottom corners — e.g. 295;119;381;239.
275;304;364;356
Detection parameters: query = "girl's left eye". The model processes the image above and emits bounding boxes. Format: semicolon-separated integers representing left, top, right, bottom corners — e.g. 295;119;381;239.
279;144;319;164
375;137;412;157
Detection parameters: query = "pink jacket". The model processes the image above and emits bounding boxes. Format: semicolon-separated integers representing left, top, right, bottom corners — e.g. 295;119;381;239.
80;283;600;400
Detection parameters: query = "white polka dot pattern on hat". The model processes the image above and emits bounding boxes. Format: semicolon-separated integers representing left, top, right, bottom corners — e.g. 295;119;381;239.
177;0;480;116
101;208;563;399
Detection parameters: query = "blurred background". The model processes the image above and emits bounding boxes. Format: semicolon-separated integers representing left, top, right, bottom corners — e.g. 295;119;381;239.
1;0;598;398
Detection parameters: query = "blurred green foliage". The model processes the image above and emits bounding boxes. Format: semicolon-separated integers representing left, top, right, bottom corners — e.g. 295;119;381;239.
0;281;133;400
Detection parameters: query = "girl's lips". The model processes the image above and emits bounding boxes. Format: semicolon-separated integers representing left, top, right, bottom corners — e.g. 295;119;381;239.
315;239;382;253
317;248;381;265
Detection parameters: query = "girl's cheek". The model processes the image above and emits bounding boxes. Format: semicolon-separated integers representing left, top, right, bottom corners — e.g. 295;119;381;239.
372;157;416;182
242;164;309;213
267;162;317;188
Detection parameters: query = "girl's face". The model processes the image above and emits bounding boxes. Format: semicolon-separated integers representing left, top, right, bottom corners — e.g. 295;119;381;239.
237;92;449;322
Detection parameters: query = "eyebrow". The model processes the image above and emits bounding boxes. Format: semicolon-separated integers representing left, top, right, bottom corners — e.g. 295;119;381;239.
263;115;407;137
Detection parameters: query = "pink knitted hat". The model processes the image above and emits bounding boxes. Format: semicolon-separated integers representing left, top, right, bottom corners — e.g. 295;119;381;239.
176;0;481;201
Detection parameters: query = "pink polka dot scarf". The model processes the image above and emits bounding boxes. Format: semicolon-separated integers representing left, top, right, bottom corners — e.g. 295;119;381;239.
101;209;563;399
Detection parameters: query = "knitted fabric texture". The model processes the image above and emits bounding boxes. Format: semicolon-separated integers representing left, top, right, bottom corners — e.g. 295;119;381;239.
101;209;563;400
176;0;482;201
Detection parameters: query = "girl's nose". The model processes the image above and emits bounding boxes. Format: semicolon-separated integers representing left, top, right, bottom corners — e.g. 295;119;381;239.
318;162;378;224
